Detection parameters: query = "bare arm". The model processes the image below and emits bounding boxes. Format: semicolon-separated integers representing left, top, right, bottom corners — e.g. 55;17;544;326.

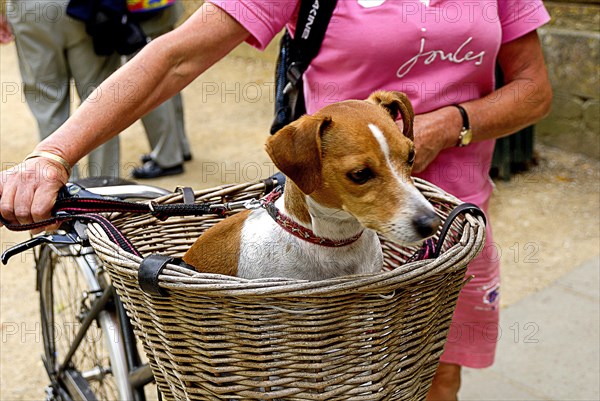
0;4;249;226
412;31;552;173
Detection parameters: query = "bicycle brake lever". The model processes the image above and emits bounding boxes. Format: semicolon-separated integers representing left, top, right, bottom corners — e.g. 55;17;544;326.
1;233;80;265
59;182;105;201
56;183;81;202
55;183;105;204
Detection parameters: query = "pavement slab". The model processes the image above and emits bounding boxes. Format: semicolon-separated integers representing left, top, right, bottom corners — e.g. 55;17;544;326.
460;256;600;401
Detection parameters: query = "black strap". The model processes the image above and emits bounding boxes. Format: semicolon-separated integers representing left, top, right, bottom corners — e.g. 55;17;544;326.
271;0;337;134
289;0;338;86
406;203;486;262
138;254;173;297
453;104;471;130
138;254;195;297
84;213;142;257
432;203;486;259
0;196;223;232
177;186;196;205
2;211;142;255
262;173;285;194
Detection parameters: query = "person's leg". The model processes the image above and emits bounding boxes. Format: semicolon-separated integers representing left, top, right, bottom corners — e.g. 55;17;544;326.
139;99;184;169
172;92;191;159
426;363;462;401
130;8;187;177
7;0;71;140
66;12;121;178
7;0;87;178
129;97;185;178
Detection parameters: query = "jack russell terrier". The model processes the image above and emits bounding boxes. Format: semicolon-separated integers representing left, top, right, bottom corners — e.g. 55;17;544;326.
183;91;441;280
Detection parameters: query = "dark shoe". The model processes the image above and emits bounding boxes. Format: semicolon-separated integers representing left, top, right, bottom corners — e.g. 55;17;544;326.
140;152;192;163
131;160;184;179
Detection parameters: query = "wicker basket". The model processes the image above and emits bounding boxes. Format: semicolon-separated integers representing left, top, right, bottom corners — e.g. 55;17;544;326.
87;178;486;401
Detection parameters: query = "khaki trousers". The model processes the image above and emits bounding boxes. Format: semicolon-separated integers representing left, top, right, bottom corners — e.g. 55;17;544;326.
129;3;190;168
7;0;121;178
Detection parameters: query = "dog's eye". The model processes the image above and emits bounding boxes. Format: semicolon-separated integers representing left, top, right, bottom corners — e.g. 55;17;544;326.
347;168;374;184
407;148;415;165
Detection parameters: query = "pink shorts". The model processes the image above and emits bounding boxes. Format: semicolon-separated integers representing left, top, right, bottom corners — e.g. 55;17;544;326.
439;197;501;369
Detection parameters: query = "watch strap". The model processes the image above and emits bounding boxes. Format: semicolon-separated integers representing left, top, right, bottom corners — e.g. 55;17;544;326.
453;104;470;130
453;104;471;147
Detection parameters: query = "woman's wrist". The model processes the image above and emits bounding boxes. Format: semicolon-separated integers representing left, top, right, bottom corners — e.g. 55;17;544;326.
440;105;465;149
24;150;73;177
452;104;474;147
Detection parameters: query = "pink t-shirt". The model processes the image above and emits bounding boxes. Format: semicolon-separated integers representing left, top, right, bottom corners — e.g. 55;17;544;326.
208;0;550;203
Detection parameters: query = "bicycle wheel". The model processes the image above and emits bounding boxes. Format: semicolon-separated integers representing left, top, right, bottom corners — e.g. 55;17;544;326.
37;243;133;401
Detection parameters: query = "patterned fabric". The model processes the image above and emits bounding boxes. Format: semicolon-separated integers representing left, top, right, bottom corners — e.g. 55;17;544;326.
127;0;176;13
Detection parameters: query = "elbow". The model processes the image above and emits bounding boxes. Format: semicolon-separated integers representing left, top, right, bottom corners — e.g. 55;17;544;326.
150;34;188;77
526;78;553;123
537;82;553;120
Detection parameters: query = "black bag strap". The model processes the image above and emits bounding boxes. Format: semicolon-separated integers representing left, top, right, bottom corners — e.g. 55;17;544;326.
270;0;337;134
287;0;338;87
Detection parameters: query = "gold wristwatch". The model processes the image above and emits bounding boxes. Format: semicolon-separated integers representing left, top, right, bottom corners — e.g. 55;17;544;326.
454;104;473;147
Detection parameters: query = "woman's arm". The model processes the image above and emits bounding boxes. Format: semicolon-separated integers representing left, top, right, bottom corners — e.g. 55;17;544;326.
0;4;249;226
412;30;553;173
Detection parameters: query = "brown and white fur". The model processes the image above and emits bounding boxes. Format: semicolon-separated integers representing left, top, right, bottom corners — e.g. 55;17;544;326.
183;91;440;280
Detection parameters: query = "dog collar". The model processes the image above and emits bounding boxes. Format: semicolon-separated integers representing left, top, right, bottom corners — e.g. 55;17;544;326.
247;187;364;248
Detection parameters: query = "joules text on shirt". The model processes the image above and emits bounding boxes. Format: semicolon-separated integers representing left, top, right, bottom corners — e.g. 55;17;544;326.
396;36;485;78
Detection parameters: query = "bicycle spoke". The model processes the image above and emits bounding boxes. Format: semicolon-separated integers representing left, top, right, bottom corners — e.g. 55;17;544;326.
39;246;123;400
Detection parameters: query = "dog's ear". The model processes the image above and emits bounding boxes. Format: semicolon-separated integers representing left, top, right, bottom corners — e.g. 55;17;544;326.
366;91;414;141
265;115;332;195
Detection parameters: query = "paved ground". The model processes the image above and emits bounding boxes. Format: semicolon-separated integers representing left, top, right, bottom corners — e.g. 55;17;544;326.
460;256;600;401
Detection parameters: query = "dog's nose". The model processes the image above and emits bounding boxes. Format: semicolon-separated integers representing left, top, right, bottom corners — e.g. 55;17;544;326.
412;211;441;238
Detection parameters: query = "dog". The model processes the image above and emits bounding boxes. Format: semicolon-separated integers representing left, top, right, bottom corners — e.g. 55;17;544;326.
182;91;441;280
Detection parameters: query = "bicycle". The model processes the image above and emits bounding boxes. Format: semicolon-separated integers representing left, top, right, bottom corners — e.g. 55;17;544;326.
2;177;172;401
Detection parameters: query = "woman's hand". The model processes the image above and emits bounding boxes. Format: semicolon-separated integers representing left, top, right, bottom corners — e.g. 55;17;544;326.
0;158;68;229
410;106;461;173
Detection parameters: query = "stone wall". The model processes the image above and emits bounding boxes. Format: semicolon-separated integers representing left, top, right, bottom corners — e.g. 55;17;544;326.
537;0;600;159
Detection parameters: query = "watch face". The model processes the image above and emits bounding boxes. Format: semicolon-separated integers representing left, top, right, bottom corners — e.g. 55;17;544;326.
462;129;473;146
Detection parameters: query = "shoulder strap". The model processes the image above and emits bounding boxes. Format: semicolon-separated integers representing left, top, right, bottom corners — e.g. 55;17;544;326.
287;0;338;87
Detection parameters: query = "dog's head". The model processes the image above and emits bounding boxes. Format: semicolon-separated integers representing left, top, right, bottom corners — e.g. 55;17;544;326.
266;91;440;245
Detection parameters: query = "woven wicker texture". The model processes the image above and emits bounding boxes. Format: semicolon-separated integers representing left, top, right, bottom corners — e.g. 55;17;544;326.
88;178;485;400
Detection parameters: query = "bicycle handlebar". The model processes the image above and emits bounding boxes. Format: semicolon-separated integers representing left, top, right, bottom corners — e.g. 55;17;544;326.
71;183;172;200
1;182;172;264
2;177;284;263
